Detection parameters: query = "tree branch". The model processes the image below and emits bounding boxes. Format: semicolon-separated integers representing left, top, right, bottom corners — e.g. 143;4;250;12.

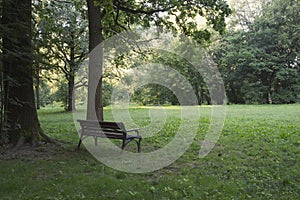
113;0;176;15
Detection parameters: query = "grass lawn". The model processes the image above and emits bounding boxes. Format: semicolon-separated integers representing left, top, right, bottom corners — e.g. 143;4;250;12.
0;104;300;199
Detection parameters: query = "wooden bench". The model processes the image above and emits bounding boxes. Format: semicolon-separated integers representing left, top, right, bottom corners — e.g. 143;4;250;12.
77;120;142;152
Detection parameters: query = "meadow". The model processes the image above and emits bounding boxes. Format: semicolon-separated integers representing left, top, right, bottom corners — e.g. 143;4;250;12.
0;104;300;199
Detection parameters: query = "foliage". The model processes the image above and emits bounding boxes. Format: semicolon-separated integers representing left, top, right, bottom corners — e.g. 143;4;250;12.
85;0;232;120
249;0;300;104
95;0;232;42
102;81;113;107
131;84;178;105
215;0;300;104
33;0;89;111
105;36;216;106
132;54;209;105
51;80;68;109
38;79;52;107
227;0;264;31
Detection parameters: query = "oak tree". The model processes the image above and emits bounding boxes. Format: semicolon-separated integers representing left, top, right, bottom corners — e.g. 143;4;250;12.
1;0;52;146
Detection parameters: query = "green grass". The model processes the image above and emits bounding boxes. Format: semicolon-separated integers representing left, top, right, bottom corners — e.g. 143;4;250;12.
1;104;300;199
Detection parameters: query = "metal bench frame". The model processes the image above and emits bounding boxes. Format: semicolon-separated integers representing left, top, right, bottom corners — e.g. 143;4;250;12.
77;120;142;152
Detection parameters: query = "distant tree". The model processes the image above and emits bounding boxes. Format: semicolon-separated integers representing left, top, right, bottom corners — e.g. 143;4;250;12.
227;0;265;31
131;84;178;106
215;0;300;104
249;0;300;103
214;31;264;103
147;47;210;105
34;0;88;111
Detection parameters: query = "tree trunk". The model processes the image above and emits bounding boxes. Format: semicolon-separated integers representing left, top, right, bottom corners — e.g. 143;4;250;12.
35;66;40;110
0;73;4;136
194;85;201;105
67;40;76;112
2;0;52;146
67;74;75;111
86;0;104;121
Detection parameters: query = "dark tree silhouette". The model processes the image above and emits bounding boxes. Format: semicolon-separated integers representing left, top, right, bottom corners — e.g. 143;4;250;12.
2;0;52;147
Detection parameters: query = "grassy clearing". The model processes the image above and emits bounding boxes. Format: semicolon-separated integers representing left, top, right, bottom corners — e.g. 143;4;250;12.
0;104;300;199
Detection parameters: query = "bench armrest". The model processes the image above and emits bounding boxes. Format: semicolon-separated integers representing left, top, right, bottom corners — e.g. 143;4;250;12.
126;128;140;135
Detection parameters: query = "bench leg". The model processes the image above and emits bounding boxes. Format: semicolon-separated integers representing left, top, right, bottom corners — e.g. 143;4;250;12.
77;139;82;149
121;140;126;150
137;138;142;153
78;131;83;149
122;138;142;153
94;136;98;146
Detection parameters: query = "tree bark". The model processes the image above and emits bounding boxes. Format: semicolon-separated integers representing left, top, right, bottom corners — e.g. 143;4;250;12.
67;40;76;112
67;74;75;111
2;0;51;146
35;66;40;110
86;0;104;121
0;73;4;135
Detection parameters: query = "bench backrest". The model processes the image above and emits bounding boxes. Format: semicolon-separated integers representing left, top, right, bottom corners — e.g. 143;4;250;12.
77;120;126;139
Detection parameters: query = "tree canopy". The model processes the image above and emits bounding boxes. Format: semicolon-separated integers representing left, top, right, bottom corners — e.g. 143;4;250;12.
86;0;232;120
215;0;300;104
